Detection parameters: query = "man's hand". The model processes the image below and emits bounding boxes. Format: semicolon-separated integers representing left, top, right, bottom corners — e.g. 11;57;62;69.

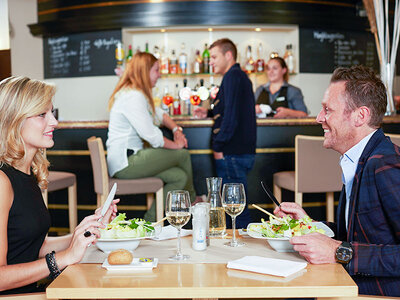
273;202;308;220
213;151;224;159
193;107;208;119
290;233;341;264
173;130;188;148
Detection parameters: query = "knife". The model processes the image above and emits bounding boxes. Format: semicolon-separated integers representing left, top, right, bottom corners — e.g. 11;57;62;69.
99;183;117;222
260;181;281;208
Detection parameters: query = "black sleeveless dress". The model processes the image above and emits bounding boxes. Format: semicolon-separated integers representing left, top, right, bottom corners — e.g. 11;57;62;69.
0;164;51;295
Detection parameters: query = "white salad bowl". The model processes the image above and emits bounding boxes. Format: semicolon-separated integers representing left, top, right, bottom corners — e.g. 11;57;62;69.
95;237;146;253
247;222;334;252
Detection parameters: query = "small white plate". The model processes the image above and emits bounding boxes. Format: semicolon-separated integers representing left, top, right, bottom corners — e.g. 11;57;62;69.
247;222;334;252
102;258;159;271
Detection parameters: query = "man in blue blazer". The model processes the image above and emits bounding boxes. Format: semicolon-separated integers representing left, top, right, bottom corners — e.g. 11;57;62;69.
274;65;400;296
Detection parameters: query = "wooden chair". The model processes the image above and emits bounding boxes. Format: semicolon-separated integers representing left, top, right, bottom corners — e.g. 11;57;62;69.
273;135;342;222
42;171;77;233
87;136;164;221
386;133;400;146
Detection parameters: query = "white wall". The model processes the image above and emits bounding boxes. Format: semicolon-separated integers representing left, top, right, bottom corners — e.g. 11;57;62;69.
8;1;398;120
0;0;10;50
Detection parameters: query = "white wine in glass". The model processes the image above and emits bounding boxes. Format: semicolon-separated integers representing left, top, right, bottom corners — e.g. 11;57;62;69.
165;190;191;260
222;183;246;247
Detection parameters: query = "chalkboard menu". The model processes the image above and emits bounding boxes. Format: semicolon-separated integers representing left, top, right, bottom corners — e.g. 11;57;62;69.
299;28;379;73
43;30;121;78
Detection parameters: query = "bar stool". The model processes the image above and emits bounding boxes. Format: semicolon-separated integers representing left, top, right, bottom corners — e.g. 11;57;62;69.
42;171;77;233
273;135;342;222
87;136;164;221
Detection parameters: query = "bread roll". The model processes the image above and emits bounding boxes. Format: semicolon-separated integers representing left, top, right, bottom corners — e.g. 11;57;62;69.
108;249;133;265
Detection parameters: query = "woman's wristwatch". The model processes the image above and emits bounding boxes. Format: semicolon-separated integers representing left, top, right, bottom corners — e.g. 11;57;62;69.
172;126;183;133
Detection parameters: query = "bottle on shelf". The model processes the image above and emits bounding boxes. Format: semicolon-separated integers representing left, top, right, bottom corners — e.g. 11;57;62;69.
145;42;149;53
153;45;161;60
115;42;125;66
178;43;188;74
160;47;169;74
179;78;192;116
202;44;210;74
244;45;255;74
284;44;295;73
173;83;181;115
135;46;141;54
169;49;178;74
126;44;133;62
256;43;265;72
162;86;173;114
193;50;203;74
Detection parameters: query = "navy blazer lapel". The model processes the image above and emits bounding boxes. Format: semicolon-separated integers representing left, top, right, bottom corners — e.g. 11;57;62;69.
346;129;385;240
336;185;347;240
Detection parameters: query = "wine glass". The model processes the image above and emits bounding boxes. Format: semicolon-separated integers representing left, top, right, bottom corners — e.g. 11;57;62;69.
165;190;191;260
222;183;246;247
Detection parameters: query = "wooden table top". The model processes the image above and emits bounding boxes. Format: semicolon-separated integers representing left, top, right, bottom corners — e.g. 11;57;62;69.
46;259;357;299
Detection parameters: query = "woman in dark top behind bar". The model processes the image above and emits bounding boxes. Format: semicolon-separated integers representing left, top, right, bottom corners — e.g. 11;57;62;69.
254;56;308;118
0;76;118;295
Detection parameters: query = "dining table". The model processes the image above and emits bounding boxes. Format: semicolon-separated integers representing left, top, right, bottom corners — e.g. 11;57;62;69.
46;229;358;300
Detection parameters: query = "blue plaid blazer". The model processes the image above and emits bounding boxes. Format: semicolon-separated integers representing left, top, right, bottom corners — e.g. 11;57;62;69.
327;129;400;296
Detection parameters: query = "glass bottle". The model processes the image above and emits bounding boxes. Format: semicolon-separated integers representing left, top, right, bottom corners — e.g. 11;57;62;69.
206;177;226;237
145;42;149;53
169;49;178;74
202;44;210;74
284;44;295;74
160;47;169;74
126;44;133;62
173;83;181;115
179;43;188;74
115;42;124;66
256;43;265;72
245;45;255;74
179;78;192;116
193;50;203;74
153;45;161;60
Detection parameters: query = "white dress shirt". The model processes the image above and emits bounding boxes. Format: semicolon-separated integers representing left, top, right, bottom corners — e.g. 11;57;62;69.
106;88;166;176
340;130;376;228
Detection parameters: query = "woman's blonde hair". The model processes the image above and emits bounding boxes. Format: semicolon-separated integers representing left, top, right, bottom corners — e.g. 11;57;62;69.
108;52;158;112
0;76;56;189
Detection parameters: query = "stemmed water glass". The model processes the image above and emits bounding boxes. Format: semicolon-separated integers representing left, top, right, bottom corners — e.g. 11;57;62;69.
222;183;246;247
165;190;191;260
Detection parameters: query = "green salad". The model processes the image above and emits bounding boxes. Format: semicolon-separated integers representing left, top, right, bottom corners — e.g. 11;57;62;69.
99;213;155;239
249;215;325;238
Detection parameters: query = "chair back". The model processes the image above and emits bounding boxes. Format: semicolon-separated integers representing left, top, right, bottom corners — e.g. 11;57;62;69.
386;133;400;147
87;136;109;203
295;135;342;193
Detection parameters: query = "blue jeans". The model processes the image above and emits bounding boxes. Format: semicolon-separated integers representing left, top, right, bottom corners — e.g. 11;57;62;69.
215;154;255;229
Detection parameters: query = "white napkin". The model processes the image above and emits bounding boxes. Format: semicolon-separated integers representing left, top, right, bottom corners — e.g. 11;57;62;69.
227;256;307;277
151;225;192;241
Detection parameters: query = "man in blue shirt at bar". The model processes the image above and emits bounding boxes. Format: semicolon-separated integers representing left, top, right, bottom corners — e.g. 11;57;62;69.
274;65;400;297
194;38;256;228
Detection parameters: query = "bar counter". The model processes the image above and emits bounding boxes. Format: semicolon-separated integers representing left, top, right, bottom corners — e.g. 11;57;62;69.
47;116;400;232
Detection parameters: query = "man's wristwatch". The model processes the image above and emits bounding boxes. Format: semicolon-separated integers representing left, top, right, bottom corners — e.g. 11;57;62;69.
335;241;353;264
172;126;183;133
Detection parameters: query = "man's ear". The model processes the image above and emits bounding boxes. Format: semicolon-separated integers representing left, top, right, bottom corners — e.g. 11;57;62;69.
225;50;233;61
354;106;371;127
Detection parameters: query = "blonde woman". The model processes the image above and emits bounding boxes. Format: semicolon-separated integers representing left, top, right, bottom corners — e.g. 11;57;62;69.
0;76;118;295
106;52;198;221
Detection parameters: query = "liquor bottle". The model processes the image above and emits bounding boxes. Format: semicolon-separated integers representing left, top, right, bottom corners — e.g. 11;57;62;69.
162;86;173;115
202;44;210;73
193;50;203;74
256;43;265;72
145;42;149;53
115;42;125;66
178;43;188;74
153;45;161;60
244;45;255;73
284;44;295;74
126;44;133;62
179;78;192;116
160;47;169;74
169;49;178;74
173;84;181;115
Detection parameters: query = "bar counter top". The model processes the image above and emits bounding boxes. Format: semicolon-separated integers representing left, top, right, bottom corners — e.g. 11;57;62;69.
57;115;400;129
